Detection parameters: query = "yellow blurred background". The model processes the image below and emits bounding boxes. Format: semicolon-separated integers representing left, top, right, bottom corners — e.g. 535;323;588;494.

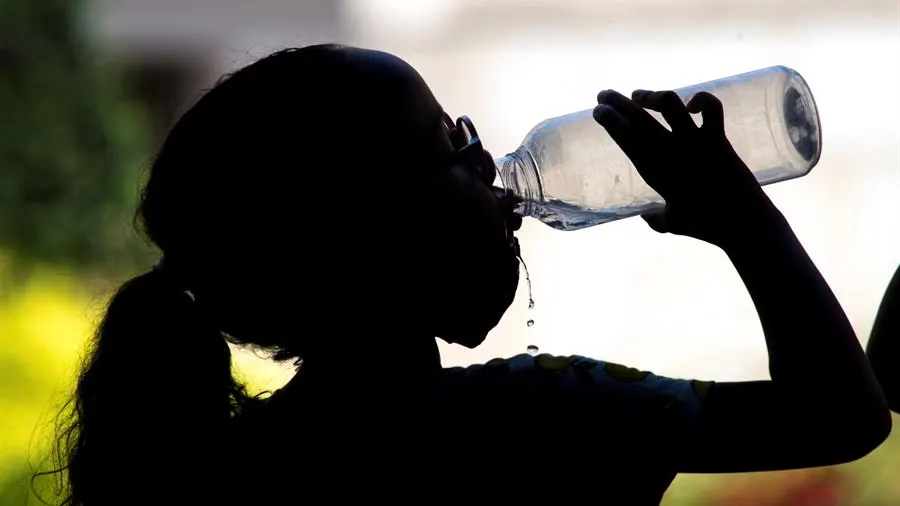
1;0;898;504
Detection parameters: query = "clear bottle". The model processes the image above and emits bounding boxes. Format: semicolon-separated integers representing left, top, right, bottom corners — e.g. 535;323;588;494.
495;66;822;231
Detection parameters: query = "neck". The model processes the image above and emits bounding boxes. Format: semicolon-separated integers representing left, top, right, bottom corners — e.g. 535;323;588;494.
297;331;442;383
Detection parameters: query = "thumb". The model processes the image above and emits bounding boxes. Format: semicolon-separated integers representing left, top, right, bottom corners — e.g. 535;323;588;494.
641;209;668;234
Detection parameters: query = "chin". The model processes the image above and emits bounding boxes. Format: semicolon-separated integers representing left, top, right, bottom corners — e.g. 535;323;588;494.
437;265;517;349
442;329;489;349
444;305;508;349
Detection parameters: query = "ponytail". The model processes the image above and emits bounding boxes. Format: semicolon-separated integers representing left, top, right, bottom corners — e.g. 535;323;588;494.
43;269;257;506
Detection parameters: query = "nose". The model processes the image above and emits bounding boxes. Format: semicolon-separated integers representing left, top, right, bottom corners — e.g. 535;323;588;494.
482;149;498;187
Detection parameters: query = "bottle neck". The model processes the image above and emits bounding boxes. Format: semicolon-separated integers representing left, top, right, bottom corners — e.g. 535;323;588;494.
494;146;543;217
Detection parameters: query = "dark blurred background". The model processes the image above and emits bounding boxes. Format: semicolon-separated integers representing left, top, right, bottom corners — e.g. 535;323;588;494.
1;0;898;504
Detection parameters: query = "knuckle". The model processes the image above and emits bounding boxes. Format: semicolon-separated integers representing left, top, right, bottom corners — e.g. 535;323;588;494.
698;91;722;107
660;90;681;104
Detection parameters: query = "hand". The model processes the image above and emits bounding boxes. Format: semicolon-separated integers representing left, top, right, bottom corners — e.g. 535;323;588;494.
593;89;779;247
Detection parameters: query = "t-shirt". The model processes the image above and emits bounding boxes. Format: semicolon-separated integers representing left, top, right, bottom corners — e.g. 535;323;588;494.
237;353;712;505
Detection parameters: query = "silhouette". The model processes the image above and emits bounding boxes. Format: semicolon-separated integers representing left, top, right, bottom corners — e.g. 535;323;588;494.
866;265;900;412
40;44;890;505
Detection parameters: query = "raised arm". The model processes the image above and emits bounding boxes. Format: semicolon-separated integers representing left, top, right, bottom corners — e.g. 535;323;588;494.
684;206;890;472
866;265;900;412
594;89;891;474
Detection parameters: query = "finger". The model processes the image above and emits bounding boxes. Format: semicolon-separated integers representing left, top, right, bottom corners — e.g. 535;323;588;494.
632;90;696;132
641;210;668;234
597;89;662;135
686;92;725;133
593;104;640;161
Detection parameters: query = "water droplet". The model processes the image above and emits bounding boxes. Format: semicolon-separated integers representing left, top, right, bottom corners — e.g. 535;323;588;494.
526;344;539;356
517;251;535;312
526;319;535;327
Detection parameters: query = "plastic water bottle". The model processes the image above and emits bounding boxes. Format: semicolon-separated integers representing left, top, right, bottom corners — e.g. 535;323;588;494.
494;66;821;231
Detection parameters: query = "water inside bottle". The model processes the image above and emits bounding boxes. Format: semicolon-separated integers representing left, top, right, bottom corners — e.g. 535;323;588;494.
529;198;663;231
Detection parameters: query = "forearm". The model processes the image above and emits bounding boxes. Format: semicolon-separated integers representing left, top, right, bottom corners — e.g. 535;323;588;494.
867;265;900;411
721;205;886;415
677;207;889;473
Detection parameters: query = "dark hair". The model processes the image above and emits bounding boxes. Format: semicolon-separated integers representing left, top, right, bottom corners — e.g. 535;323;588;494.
38;44;361;506
40;271;254;506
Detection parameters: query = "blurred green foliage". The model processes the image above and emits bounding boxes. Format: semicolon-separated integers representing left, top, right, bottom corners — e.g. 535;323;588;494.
0;465;31;505
0;268;91;505
0;0;155;281
0;0;156;502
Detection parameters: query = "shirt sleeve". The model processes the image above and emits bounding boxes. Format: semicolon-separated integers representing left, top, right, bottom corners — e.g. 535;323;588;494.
430;353;713;451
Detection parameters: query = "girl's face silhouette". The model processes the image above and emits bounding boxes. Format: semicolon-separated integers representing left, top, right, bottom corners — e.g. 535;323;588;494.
356;48;522;348
199;48;520;354
427;153;522;348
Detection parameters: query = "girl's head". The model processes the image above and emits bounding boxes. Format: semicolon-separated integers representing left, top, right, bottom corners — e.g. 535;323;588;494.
143;43;520;356
47;44;520;505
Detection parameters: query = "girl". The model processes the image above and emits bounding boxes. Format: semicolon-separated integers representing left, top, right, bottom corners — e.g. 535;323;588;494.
48;44;889;505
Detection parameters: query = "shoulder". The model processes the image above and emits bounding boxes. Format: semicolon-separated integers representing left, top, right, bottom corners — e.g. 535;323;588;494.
437;353;712;422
